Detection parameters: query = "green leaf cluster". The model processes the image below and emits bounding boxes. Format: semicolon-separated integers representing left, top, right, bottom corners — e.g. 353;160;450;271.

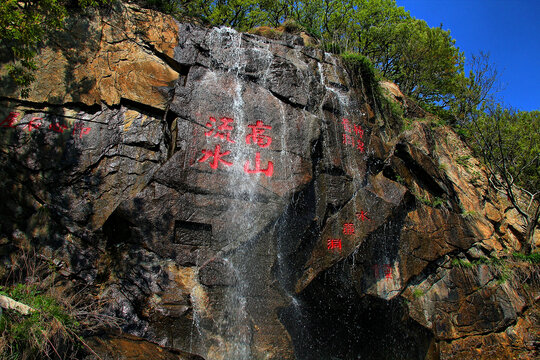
0;0;111;97
143;1;464;114
513;252;540;264
0;284;80;359
465;106;539;195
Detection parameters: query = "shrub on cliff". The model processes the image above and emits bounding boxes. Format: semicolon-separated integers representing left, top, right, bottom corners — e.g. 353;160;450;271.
0;284;82;359
0;247;121;359
341;53;378;88
464;105;539;248
0;0;112;98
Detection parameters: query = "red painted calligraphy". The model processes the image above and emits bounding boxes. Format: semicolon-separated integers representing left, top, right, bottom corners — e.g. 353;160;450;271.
372;264;393;279
0;112;20;128
383;264;392;279
244;152;274;177
327;238;342;250
198;144;233;169
356;210;369;222
342;118;352;133
246;120;272;148
73;122;91;139
49;122;68;133
354;124;364;138
341;119;365;153
205;117;235;143
244;120;273;177
356;139;365;152
343;134;353;145
23;117;42;132
343;223;355;235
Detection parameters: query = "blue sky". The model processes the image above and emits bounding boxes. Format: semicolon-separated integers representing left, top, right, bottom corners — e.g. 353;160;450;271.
396;0;540;111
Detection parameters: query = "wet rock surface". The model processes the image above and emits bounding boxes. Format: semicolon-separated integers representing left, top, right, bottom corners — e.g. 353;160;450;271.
0;3;538;360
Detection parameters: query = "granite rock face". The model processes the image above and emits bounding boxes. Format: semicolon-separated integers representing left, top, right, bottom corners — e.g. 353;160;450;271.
0;3;537;360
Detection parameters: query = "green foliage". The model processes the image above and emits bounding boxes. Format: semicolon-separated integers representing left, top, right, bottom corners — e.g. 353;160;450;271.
138;0;178;14
461;210;478;218
340;52;386;112
139;0;463;111
495;265;512;284
401;117;414;131
451;258;473;268
383;20;464;106
1;0;466;112
248;26;282;40
450;255;516;284
322;42;343;54
456;154;471;167
0;284;80;359
413;191;444;208
380;95;404;119
341;52;378;86
431;197;444;208
281;18;304;33
412;288;424;299
513;252;540;264
451;256;506;268
395;175;405;185
0;0;111;97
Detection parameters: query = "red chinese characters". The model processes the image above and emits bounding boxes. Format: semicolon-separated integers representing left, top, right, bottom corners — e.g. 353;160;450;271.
246;120;272;148
354;124;364;137
341;118;365;153
1;112;92;140
355;210;369;222
199;116;236;170
244;152;273;177
244;120;274;177
373;264;392;279
72;121;91;139
343;223;355;235
198;144;233;169
327;238;342;251
343;134;353;145
23;117;42;132
342;118;352;133
0;112;20;128
49;122;68;133
205;117;235;143
198;116;274;177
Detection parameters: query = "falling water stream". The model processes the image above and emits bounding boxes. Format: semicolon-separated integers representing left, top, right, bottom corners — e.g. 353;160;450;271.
178;26;433;360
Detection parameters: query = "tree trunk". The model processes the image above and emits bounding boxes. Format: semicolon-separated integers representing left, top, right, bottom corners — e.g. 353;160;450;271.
525;202;540;253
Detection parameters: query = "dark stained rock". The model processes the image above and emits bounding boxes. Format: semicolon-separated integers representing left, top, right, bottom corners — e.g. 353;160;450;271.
199;258;236;286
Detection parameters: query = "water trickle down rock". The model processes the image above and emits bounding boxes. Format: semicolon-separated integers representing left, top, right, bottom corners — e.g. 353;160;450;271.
0;3;537;360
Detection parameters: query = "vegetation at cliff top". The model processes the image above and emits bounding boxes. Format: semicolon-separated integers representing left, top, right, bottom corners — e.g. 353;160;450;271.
0;0;111;97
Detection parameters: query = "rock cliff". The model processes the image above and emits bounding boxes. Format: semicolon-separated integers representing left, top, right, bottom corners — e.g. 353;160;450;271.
0;3;537;360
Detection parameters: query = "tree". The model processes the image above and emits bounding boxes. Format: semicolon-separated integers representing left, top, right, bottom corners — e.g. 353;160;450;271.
392;21;464;105
0;0;110;97
451;51;502;126
467;105;539;250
